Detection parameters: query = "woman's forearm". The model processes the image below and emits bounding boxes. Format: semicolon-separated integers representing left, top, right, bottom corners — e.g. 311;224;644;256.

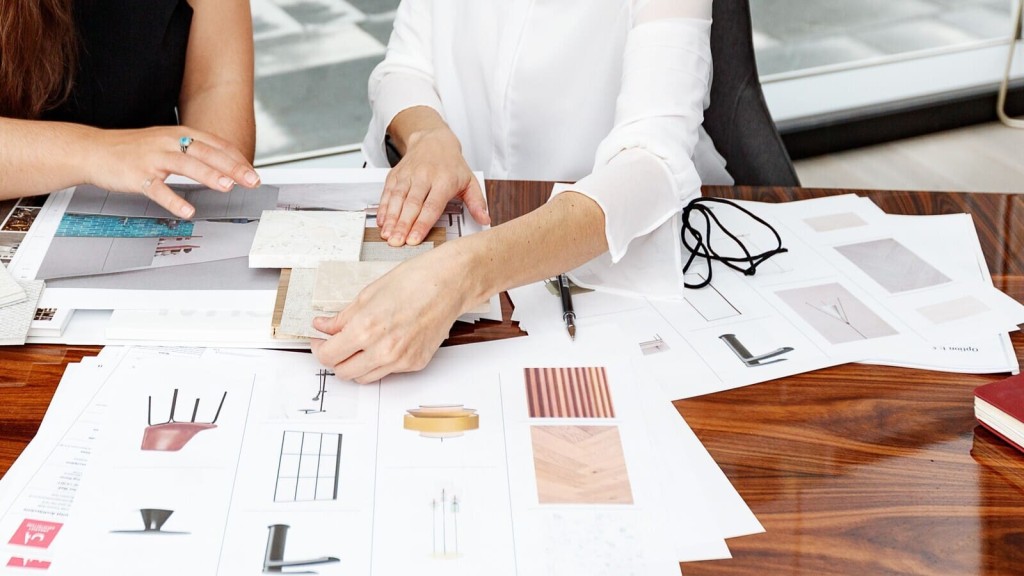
0;117;99;199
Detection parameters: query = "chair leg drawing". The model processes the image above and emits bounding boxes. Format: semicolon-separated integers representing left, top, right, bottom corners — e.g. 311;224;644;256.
141;389;227;451
719;333;793;367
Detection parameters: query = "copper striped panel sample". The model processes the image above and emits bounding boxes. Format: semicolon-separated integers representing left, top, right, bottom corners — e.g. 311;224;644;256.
524;367;614;418
531;425;633;505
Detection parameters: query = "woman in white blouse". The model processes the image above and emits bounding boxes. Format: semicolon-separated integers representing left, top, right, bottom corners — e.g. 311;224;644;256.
311;0;732;381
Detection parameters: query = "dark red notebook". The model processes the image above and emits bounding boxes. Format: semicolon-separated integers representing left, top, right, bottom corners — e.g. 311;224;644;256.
974;372;1024;454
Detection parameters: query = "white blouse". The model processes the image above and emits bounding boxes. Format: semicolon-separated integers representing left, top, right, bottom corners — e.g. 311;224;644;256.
363;0;733;299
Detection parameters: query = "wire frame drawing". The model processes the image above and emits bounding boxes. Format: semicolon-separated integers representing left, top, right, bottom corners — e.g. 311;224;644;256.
430;488;462;559
638;334;670;356
274;431;342;502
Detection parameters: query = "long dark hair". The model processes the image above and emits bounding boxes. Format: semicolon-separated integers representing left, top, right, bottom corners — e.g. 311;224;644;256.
0;0;77;118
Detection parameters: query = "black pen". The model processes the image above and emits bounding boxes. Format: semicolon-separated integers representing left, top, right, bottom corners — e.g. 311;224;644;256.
557;273;576;341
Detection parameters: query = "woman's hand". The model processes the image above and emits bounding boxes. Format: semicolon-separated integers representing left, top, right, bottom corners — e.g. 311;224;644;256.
377;126;490;246
309;244;479;383
87;125;261;219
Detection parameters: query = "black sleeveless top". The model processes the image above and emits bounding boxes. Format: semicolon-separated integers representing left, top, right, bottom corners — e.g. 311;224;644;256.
42;0;193;128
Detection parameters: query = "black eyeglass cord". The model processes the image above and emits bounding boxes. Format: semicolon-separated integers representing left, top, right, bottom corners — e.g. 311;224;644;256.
680;197;788;289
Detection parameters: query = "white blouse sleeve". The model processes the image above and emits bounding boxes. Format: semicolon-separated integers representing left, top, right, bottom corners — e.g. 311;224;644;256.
361;0;445;168
557;0;714;298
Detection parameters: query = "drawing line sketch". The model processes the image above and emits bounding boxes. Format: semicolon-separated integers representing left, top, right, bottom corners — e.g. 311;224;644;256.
110;509;189;535
274;431;342;503
682;273;741;321
803;212;867;232
776;283;899;345
835;238;951;293
524;367;615;419
431;488;462;559
262;524;339;574
718;334;793;367
531;426;633;505
142;389;227;451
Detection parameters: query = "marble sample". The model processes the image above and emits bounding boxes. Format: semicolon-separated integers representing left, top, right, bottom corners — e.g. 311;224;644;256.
249;210;365;269
275;268;331;340
312;261;400;312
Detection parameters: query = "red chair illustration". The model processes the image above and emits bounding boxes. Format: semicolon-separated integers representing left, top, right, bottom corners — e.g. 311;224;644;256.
141;389;227;451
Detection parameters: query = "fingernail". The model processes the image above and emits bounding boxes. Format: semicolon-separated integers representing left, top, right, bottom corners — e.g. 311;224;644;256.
388;234;404;246
244;170;260;185
313;316;325;327
181;205;195;219
407;231;421;245
218;177;234;190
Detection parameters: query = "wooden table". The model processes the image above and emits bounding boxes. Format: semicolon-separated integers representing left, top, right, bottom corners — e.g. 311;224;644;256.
2;181;1023;574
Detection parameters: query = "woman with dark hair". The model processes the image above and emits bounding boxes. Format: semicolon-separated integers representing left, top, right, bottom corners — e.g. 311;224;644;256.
0;0;260;219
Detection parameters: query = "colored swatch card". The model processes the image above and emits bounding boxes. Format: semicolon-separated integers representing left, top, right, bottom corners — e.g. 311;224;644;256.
0;263;27;307
0;279;44;345
248;210;365;269
312;261;400;312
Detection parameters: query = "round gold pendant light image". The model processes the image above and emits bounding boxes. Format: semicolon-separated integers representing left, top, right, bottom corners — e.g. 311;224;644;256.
403;404;479;439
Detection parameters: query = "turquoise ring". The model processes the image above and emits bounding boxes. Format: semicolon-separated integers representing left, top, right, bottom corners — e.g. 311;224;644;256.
179;136;193;154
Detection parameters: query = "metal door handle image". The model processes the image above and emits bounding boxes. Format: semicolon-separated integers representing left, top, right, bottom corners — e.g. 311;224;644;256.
719;334;794;367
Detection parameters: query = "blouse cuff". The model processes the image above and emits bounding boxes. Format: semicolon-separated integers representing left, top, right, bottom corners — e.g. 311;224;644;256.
362;73;446;168
556;147;682;263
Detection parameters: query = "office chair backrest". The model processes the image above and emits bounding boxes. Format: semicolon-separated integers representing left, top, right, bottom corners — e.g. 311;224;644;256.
703;0;801;186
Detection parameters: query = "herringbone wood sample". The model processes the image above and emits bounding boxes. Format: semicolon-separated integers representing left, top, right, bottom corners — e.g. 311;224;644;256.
531;425;633;505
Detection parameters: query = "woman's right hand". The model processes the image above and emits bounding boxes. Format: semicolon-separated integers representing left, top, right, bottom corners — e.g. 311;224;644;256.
377;126;489;247
87;125;261;219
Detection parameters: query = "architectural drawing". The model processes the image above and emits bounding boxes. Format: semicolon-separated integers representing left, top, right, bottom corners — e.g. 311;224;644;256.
524;367;615;418
718;334;793;367
530;426;633;505
262;524;339;574
274;431;342;502
682;273;742;321
110;509;189;535
403;405;479;439
142;389;227;451
431;488;462;559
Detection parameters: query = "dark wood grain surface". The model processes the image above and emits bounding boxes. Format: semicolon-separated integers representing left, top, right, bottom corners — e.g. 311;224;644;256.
2;182;1022;575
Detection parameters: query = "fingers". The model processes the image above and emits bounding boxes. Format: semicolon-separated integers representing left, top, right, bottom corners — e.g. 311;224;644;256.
387;176;431;246
182;137;261;188
142;179;196;219
462;177;491;226
378;171;406;240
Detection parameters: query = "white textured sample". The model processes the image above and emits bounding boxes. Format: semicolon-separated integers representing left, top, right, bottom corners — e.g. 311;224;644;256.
0;279;44;345
313;261;400;312
275;268;331;340
249;210;366;269
0;263;27;308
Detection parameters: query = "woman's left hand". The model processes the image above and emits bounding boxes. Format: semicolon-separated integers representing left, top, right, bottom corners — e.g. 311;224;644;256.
309;246;476;383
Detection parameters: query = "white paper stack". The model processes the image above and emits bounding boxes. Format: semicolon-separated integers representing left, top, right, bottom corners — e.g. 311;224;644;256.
0;332;760;573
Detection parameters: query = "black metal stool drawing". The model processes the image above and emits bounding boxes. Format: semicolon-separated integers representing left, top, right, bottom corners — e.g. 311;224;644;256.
719;333;793;367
